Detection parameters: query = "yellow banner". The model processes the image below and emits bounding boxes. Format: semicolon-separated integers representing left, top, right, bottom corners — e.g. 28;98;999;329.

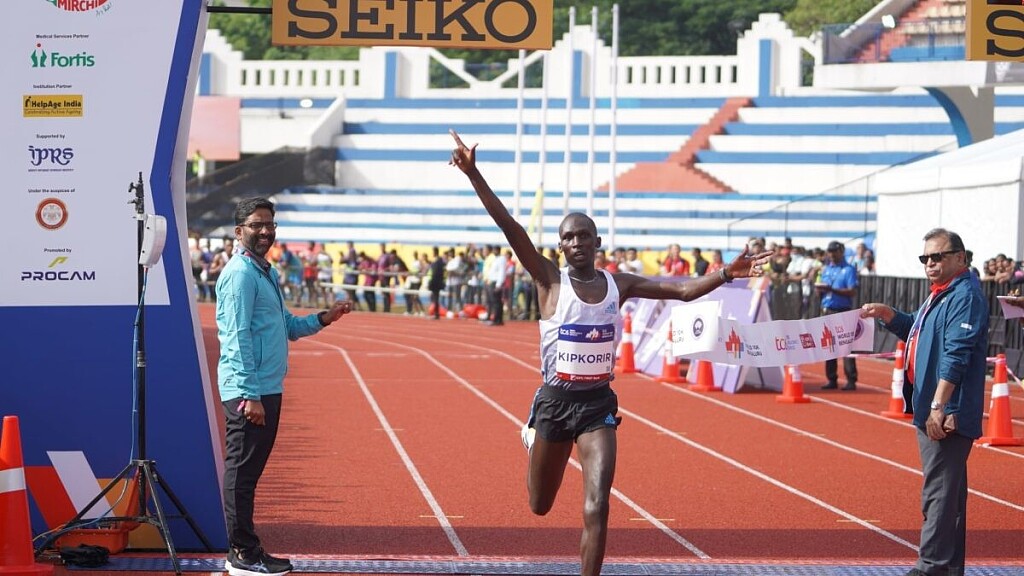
272;0;553;50
23;94;83;118
967;0;1024;61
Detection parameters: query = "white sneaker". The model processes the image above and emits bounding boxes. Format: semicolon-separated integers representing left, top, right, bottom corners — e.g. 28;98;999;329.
520;425;536;452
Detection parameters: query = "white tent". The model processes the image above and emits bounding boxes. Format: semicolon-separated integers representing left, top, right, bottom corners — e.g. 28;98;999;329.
874;129;1024;277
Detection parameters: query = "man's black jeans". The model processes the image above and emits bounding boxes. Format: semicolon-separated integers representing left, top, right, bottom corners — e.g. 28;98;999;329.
222;394;282;555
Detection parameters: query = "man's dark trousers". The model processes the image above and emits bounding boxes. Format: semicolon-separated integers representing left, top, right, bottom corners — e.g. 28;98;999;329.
915;429;971;576
222;394;282;554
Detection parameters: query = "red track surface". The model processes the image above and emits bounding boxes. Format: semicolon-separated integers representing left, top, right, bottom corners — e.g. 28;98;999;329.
195;304;1023;568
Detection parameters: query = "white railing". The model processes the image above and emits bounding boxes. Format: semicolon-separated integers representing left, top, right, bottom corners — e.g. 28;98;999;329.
204;14;807;100
232;60;363;96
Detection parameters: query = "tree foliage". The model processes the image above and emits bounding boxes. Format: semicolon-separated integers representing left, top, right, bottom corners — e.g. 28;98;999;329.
210;0;875;64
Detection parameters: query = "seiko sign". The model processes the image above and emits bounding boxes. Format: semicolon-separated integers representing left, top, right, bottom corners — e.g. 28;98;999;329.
967;0;1024;60
272;0;553;50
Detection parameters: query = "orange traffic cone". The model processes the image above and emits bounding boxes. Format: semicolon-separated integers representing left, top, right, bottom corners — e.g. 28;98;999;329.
0;416;55;576
776;364;810;403
655;322;685;384
976;354;1024;446
614;312;637;374
881;341;913;419
689;359;721;392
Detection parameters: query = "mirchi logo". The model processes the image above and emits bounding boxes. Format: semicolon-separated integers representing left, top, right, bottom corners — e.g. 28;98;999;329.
725;328;742;358
821;325;836;353
42;0;110;12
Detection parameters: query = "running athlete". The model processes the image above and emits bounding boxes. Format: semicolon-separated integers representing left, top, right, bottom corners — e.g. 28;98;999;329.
449;129;771;576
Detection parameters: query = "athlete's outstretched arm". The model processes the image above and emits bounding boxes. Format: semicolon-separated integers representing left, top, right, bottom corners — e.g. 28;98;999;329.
616;247;772;304
449;129;558;287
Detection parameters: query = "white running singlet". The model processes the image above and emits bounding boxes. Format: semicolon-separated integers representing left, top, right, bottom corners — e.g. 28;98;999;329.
539;268;622;390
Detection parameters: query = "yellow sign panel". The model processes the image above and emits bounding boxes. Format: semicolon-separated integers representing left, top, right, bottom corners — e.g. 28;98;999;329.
23;94;83;118
967;0;1024;61
272;0;553;50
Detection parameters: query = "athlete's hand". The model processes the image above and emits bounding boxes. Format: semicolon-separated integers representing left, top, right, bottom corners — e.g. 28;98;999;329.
449;129;478;174
726;247;772;279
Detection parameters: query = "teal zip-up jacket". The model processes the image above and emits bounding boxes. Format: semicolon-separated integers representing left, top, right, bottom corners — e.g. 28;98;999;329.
216;249;324;401
880;271;988;438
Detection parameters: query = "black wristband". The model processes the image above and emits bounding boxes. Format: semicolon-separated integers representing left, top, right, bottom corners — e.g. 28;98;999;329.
317;311;328;327
719;268;733;283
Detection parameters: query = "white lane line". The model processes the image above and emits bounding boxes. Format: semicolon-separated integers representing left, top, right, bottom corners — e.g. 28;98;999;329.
387;336;1022;534
307;340;470;557
617;406;919;552
324;333;710;560
807;394;1024;462
656;379;1024;512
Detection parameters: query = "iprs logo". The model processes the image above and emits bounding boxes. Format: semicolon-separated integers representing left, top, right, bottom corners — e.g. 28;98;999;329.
31;44;95;68
29;145;74;170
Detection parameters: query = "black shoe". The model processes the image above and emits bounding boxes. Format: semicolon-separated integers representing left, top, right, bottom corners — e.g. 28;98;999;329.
841;383;857;391
226;548;292;576
904;569;930;576
820;382;838;390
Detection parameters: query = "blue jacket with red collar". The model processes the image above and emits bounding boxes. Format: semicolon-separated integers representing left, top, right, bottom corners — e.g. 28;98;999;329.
880;271;988;438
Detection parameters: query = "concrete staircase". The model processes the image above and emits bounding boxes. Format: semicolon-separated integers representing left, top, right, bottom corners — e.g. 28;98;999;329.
607;97;750;193
855;0;946;63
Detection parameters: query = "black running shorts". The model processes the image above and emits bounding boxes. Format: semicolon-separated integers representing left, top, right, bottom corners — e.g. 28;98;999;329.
526;385;621;443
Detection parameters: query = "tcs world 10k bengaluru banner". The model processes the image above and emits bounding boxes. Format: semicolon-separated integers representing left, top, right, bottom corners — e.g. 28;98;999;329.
671;301;875;367
0;0;225;548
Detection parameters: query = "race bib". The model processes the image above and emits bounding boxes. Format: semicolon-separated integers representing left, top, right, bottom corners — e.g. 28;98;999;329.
556;323;615;382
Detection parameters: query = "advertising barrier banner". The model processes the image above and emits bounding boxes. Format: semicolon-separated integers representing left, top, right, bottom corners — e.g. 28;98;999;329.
0;0;224;549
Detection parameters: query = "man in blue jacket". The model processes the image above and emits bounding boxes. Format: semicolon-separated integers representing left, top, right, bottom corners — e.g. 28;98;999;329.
860;228;988;576
217;197;352;576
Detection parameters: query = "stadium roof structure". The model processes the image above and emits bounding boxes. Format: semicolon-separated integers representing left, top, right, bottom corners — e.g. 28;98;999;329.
873;128;1024;276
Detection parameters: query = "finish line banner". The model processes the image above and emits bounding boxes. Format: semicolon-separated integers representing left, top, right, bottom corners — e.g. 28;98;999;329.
671;301;875;367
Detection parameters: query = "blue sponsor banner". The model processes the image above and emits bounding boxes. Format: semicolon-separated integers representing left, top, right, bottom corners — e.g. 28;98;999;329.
558;323;615;343
0;0;224;550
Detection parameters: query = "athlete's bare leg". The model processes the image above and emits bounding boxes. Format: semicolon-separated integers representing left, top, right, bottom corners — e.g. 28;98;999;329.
526;437;573;515
575;427;616;576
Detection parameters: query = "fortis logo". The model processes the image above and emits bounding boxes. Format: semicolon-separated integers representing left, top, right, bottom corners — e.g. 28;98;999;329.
30;145;73;167
21;256;96;282
31;44;95;68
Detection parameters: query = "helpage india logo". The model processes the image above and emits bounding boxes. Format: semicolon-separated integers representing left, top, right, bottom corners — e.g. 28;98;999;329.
31;44;95;68
23;95;83;118
42;0;111;13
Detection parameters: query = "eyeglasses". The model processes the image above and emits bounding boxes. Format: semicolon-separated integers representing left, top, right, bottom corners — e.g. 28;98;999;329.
240;221;277;232
918;250;960;264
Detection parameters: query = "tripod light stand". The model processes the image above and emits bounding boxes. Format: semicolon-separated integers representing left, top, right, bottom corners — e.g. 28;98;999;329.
35;173;213;575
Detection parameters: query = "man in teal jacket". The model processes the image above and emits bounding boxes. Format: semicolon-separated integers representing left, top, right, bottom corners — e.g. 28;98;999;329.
217;197;352;576
861;228;988;576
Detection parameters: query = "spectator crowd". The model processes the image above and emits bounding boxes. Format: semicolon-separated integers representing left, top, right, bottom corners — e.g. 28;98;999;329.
188;230;1024;324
